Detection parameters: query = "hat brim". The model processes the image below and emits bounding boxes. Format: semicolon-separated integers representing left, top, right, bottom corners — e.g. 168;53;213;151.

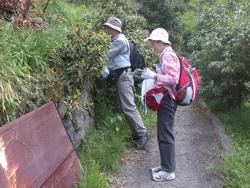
104;23;122;32
144;36;171;45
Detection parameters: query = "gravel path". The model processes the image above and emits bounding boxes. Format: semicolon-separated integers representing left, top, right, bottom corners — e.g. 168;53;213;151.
110;102;223;188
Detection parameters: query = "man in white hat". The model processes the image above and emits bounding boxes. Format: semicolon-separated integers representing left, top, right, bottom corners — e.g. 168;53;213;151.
102;16;148;149
141;28;180;181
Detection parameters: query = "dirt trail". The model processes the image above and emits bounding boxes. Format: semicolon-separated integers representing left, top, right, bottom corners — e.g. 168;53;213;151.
110;103;223;188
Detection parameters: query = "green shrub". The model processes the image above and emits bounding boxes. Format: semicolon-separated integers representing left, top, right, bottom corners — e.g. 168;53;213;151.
51;27;109;91
188;0;250;107
138;0;185;50
82;0;158;68
0;1;90;124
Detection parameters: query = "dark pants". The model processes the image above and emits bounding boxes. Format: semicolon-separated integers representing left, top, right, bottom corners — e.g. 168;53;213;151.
157;94;177;173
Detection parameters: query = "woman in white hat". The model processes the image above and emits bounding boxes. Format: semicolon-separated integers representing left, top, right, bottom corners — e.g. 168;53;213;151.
141;28;180;181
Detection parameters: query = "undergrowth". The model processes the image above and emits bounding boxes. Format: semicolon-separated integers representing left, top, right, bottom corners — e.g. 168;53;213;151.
208;100;250;188
0;0;86;124
76;81;156;188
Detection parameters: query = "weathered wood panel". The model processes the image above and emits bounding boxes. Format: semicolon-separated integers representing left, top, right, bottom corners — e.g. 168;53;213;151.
0;102;82;188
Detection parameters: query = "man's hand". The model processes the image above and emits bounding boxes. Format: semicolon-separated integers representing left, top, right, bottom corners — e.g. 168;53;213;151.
141;69;156;80
102;66;110;78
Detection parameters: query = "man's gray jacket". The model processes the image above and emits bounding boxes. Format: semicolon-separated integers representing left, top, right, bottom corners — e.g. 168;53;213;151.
107;33;130;71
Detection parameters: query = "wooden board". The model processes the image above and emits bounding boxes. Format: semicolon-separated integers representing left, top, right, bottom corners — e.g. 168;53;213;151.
0;102;82;188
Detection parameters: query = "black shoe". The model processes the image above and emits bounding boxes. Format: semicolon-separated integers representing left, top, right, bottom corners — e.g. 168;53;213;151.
136;132;149;150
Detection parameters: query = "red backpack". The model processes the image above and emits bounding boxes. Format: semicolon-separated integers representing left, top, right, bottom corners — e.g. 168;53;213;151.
175;56;199;106
143;54;199;111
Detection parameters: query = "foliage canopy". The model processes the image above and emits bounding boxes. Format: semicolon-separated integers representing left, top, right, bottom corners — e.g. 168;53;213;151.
188;0;250;107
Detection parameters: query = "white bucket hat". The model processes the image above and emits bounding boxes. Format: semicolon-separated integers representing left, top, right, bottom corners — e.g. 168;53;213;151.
145;28;171;45
104;17;122;32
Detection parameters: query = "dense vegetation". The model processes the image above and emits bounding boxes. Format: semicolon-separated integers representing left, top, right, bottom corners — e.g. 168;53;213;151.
186;1;250;187
138;0;185;51
0;0;109;124
0;0;156;125
0;0;156;187
188;0;250;107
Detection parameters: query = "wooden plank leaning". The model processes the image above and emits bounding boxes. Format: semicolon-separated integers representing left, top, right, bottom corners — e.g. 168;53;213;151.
0;101;83;188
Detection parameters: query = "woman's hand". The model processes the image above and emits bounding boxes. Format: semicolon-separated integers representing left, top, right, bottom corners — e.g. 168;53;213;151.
141;69;156;80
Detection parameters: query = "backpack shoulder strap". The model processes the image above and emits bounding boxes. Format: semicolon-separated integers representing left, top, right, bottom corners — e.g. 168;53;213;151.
124;38;130;53
176;55;184;87
160;49;183;96
159;48;173;59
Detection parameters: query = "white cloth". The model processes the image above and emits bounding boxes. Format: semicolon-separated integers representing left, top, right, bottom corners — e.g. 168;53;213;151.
141;79;155;105
141;69;156;80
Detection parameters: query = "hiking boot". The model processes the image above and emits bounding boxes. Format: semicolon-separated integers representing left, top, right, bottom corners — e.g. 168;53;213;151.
152;170;175;182
136;132;149;150
150;165;162;174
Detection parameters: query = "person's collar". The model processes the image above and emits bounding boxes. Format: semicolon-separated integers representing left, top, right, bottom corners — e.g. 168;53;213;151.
159;46;172;57
111;33;121;41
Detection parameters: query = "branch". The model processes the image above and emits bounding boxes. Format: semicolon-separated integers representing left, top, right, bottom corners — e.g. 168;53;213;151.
42;0;52;16
23;0;31;19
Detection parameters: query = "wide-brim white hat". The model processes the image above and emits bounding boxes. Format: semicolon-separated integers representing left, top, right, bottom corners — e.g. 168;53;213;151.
104;17;122;32
145;28;171;45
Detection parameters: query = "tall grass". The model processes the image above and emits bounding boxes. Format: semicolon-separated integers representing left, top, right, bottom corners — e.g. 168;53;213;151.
208;100;250;187
76;83;129;187
0;0;85;124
